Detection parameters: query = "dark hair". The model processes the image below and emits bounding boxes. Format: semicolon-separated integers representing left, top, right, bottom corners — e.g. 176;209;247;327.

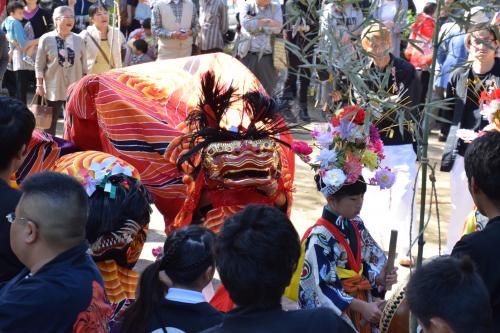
406;256;493;333
315;175;367;200
87;174;152;265
132;39;148;54
465;26;498;47
119;225;216;333
216;205;300;308
7;1;24;14
20;172;89;246
0;96;35;171
142;17;151;29
423;2;437;15
88;3;108;18
464;131;500;203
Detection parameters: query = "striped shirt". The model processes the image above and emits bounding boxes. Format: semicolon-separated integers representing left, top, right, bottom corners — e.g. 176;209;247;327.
152;0;200;40
240;0;282;54
197;0;228;51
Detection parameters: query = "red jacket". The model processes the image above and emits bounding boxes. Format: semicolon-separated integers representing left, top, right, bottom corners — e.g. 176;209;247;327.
405;13;435;69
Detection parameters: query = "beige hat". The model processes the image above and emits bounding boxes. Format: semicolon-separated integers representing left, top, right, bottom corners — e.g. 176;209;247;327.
468;6;491;25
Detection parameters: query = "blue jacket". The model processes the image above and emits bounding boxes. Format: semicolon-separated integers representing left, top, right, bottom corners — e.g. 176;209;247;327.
435;23;468;89
0;243;111;333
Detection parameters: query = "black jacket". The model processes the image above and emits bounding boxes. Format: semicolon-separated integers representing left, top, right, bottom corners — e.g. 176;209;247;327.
28;7;53;39
147;299;222;333
452;216;500;331
201;306;355;333
440;58;500;172
363;55;421;146
0;179;24;282
0;243;109;332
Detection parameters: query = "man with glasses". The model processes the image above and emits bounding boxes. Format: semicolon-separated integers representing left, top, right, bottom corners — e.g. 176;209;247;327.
440;25;500;253
0;97;35;283
0;172;112;332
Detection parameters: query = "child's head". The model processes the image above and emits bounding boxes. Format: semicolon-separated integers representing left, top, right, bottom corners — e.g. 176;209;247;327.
0;96;35;174
361;23;392;60
406;256;493;333
88;3;109;29
7;2;25;20
464;131;500;217
142;17;152;35
316;175;367;219
132;39;148;56
465;26;499;64
119;225;215;333
86;173;152;269
216;205;300;308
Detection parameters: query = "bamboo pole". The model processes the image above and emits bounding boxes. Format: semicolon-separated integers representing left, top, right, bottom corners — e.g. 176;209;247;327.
411;0;444;331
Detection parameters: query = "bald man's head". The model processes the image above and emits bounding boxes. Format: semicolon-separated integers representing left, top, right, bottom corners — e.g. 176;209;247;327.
18;172;88;249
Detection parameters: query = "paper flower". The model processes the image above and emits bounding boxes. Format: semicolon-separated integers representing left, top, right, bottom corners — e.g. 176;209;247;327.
291;141;313;155
344;154;362;183
480;99;500;124
375;167;396;190
334;118;356;141
369;124;381;144
312;124;334;148
331;105;366;127
152;246;163;259
316;149;338;169
361;150;379;171
323;168;347;187
479;88;500;104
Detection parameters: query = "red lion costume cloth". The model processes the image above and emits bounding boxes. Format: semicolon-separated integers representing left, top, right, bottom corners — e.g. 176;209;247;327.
63;53;295;233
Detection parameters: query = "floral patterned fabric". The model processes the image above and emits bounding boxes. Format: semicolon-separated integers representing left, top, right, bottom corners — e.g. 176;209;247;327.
299;207;386;332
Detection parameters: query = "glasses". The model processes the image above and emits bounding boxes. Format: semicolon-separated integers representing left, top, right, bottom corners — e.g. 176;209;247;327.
56;16;75;20
471;37;496;47
6;212;38;227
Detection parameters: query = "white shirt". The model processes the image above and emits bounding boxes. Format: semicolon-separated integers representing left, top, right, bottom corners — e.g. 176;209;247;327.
165;288;206;304
379;0;398;22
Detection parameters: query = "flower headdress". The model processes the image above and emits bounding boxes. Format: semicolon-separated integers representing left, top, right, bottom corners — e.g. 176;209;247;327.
309;105;396;197
54;152;139;198
457;88;500;141
479;88;500;132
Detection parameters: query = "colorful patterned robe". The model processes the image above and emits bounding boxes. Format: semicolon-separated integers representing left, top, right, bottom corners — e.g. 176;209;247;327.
299;208;386;332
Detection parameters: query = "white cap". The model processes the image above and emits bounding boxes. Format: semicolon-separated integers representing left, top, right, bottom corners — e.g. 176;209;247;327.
468;6;490;25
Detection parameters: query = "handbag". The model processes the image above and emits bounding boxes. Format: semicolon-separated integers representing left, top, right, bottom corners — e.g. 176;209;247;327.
234;31;252;59
272;37;287;70
29;95;53;130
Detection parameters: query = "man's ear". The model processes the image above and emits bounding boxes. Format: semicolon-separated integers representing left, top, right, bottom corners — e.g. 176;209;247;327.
24;221;39;245
428;317;455;333
470;176;481;196
204;265;216;282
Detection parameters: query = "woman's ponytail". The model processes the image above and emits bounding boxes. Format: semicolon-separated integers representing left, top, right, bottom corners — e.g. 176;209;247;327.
119;260;167;333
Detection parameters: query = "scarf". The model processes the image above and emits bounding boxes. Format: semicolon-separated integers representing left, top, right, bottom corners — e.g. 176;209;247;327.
55;34;75;68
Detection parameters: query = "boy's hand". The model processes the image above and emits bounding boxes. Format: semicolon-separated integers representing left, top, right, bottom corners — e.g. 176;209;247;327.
360;300;384;323
376;263;398;288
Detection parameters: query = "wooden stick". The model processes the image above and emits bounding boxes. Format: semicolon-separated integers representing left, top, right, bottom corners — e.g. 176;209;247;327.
385;230;398;291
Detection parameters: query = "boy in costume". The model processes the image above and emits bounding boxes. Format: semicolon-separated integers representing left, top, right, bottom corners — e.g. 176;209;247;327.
298;106;398;332
53;151;153;326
